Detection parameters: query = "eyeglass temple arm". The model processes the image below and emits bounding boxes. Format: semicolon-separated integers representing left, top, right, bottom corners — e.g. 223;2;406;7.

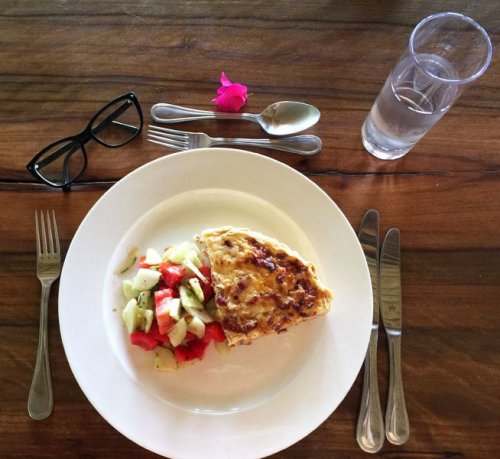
92;100;138;135
35;142;77;169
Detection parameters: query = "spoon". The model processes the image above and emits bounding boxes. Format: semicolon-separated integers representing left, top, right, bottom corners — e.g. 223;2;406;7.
150;101;321;136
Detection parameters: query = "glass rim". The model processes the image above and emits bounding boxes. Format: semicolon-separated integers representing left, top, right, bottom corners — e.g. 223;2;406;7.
409;12;493;86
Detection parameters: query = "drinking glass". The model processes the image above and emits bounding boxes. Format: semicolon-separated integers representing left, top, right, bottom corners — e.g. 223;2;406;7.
361;12;492;160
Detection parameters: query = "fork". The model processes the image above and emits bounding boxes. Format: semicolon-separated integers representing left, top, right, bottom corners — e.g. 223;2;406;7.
147;125;322;155
28;211;61;420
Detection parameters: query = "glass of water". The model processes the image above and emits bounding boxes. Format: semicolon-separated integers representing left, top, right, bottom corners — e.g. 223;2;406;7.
361;12;492;160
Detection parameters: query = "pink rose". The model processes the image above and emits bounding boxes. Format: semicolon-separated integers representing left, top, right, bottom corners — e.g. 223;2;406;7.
212;72;248;112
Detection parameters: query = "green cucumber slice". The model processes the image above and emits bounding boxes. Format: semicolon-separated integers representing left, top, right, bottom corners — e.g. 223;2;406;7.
122;280;140;301
122;298;140;334
132;268;161;291
187;316;206;338
168;318;187;347
188;277;205;303
144;248;162;265
179;285;203;310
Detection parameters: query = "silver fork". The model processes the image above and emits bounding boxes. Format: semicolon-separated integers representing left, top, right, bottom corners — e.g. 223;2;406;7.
28;210;61;420
147;125;322;155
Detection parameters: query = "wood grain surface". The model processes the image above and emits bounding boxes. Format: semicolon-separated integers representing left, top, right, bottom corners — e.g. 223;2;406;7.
1;1;499;458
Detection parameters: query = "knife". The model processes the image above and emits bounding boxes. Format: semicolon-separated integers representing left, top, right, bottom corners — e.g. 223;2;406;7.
380;228;410;445
356;210;384;453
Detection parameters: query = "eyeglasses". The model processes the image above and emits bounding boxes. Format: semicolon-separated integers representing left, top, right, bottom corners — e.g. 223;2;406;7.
26;92;143;190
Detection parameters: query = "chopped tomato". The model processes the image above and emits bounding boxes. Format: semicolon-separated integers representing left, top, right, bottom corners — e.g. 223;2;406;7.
155;289;176;335
147;321;170;344
154;288;175;305
203;322;225;343
130;332;158;351
173;345;197;362
159;262;186;289
189;339;209;359
184;331;197;342
138;255;151;269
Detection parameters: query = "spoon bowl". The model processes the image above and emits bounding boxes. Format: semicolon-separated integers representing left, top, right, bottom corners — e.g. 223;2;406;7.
150;101;321;136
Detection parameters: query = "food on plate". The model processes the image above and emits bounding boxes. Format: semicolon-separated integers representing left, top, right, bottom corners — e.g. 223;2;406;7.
119;226;333;369
198;227;333;346
120;242;225;371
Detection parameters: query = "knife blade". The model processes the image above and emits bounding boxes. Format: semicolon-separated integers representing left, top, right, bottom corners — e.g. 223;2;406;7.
380;228;410;445
355;210;384;453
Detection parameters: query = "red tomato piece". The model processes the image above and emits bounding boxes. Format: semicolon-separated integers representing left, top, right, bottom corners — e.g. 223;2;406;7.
173;345;197;363
147;321;170;344
184;331;197;342
189;339;209;359
192;265;214;301
130;332;158;351
155;291;176;335
154;288;174;305
159;262;186;290
203;322;226;343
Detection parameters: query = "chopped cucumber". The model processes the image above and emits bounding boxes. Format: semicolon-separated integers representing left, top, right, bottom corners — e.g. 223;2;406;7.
186;307;214;324
168;298;182;321
183;258;208;284
187;316;206;338
144;248;162;265
179;285;203;310
122;280;140;301
122;298;140;334
142;309;154;333
188;277;205;303
165;241;195;264
137;290;153;309
132;268;161;291
168;318;187;347
215;340;231;356
154;348;177;372
185;249;202;268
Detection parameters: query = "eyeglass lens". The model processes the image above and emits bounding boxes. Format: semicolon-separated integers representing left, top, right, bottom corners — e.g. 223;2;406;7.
35;139;85;186
91;98;141;147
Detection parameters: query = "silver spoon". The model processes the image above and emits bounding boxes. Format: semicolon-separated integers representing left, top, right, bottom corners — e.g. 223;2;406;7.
150;101;321;136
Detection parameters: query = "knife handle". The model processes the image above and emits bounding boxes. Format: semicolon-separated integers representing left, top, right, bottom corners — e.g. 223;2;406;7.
356;328;384;453
386;333;410;444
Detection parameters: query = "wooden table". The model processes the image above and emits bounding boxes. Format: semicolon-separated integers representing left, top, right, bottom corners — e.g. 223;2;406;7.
1;1;499;457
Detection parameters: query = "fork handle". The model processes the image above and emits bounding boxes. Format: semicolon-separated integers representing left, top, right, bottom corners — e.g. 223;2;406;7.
356;327;384;453
386;333;410;444
28;281;53;420
151;103;258;123
210;135;322;155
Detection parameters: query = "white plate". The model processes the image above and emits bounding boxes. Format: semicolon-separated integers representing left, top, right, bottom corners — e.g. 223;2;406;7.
59;148;371;459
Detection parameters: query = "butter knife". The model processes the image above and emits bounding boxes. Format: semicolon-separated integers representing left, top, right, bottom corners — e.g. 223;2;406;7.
356;210;384;453
380;228;410;445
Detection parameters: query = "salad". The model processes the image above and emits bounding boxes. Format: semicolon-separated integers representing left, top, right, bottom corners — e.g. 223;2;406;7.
120;241;227;371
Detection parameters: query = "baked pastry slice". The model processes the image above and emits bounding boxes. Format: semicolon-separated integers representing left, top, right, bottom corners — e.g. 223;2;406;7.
197;227;333;346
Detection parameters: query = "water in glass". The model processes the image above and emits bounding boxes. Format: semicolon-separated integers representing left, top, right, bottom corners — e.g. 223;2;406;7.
362;53;458;160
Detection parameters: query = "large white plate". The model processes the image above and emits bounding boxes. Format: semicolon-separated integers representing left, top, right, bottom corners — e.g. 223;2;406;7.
59;148;371;459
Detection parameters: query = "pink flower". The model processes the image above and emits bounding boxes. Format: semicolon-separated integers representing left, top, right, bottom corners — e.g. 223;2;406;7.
212;72;248;112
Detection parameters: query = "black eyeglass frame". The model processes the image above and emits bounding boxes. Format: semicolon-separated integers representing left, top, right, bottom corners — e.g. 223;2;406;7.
26;92;143;191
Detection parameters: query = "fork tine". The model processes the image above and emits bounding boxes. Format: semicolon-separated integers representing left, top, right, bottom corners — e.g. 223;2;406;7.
35;211;41;256
147;138;185;151
40;211;48;255
51;210;60;255
148;124;192;135
46;211;54;254
147;127;188;143
147;132;187;148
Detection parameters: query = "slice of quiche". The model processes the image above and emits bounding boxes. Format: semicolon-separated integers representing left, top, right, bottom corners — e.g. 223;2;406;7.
197;227;333;346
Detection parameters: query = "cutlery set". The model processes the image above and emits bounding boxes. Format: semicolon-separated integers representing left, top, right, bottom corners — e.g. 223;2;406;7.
356;209;410;452
147;101;322;155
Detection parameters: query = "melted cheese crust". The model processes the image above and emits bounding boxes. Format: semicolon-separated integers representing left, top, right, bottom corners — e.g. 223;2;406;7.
199;227;333;346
